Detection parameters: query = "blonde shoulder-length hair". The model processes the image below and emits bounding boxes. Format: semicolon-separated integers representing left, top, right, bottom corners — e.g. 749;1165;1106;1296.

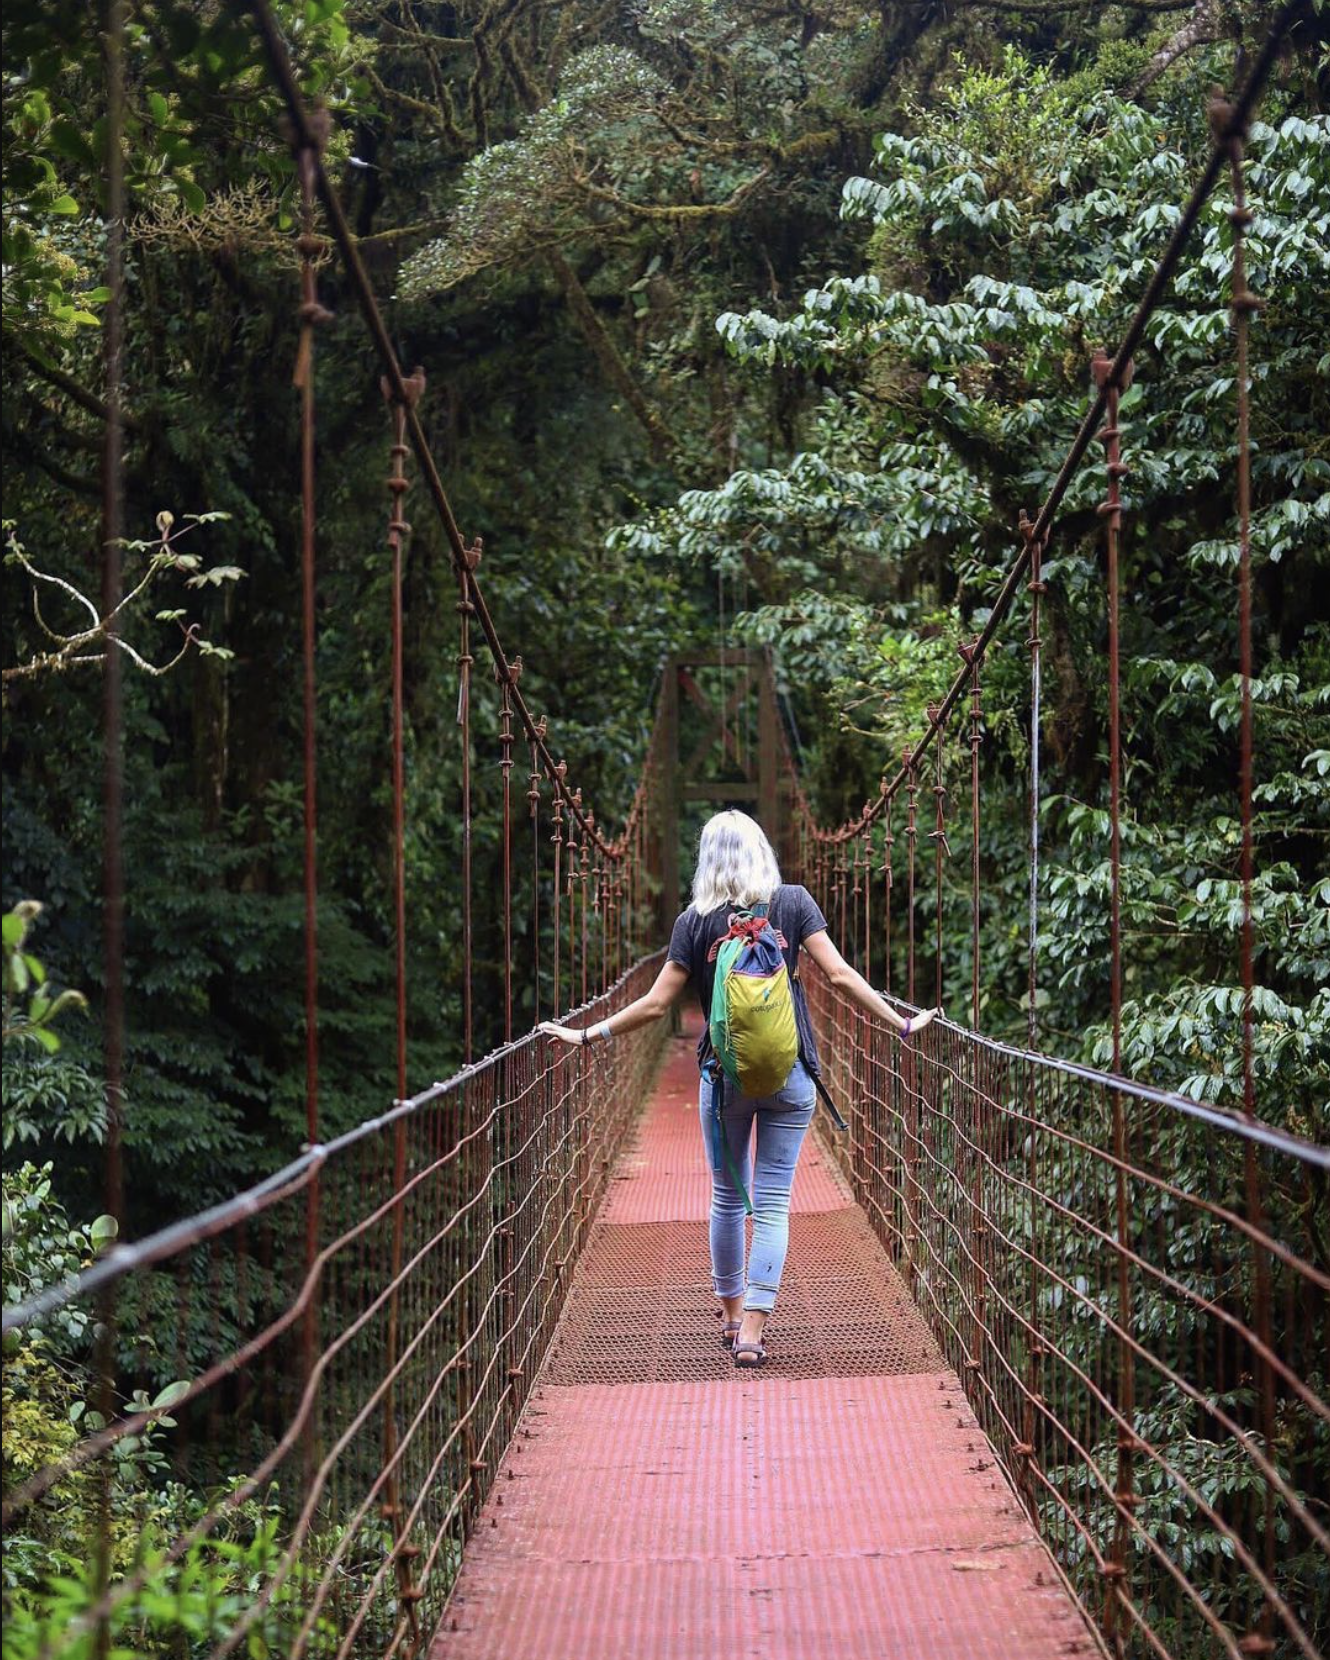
689;810;782;914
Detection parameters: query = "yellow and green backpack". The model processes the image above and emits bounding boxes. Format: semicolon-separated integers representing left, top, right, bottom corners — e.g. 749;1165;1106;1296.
707;905;799;1099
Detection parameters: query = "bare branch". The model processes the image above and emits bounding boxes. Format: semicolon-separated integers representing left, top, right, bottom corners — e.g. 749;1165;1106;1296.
572;166;771;222
961;0;1196;12
1134;0;1227;94
20;556;103;629
14;342;143;431
2;518;236;692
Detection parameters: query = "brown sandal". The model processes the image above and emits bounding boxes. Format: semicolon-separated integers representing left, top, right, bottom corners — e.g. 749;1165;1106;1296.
733;1340;768;1369
719;1321;742;1351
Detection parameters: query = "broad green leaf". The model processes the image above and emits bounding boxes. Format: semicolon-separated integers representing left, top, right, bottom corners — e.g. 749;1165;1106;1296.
152;1379;191;1410
90;1214;119;1247
173;176;206;213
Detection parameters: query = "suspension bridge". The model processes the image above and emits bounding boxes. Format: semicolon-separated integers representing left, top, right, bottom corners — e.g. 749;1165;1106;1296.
3;3;1327;1657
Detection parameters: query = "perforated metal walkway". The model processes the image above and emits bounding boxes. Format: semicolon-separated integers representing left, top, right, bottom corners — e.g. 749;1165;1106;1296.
431;1022;1100;1659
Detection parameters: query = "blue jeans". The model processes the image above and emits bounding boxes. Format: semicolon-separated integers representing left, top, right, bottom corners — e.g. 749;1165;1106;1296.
698;1059;816;1314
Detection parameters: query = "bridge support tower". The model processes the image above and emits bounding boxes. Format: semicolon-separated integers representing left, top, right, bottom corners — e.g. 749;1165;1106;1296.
656;648;785;935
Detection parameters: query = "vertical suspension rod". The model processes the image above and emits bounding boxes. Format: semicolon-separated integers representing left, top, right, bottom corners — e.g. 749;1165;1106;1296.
379;363;424;1644
290;112;333;1500
1092;351;1134;1073
1215;86;1277;1647
964;643;982;1029
929;704;949;1011
905;752;918;1005
1022;512;1045;1049
1092;346;1137;1637
457;546;480;1063
500;658;521;1044
93;3;127;1652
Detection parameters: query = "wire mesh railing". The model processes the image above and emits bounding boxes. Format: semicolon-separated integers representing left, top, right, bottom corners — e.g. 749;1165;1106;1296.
2;956;666;1659
806;964;1330;1659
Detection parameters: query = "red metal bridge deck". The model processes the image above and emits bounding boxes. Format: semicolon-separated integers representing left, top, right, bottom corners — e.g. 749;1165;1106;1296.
432;1024;1100;1659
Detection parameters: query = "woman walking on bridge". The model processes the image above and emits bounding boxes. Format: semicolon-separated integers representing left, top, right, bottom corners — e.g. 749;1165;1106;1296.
540;810;938;1368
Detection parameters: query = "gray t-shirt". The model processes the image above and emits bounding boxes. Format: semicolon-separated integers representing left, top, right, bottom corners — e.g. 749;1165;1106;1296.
667;884;828;1076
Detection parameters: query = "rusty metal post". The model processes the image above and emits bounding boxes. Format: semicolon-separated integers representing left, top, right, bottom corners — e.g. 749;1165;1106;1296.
1214;87;1278;1651
659;662;681;935
1091;349;1134;1080
850;834;863;973
904;752;918;1005
881;798;894;998
290;105;334;1506
1021;512;1045;1049
963;641;982;1029
928;704;950;1012
529;725;544;1023
457;541;481;1063
1092;344;1137;1647
92;4;128;1651
758;662;779;846
499;657;520;1044
551;763;566;1014
577;798;590;1008
379;367;425;1634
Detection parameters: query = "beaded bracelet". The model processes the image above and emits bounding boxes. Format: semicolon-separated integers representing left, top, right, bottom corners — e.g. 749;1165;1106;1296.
901;1016;913;1038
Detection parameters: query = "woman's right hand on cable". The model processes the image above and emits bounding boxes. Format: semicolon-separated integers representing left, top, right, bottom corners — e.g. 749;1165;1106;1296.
902;1006;940;1036
538;1021;582;1046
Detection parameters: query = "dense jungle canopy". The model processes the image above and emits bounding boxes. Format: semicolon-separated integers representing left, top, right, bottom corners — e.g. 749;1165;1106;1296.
2;0;1328;1247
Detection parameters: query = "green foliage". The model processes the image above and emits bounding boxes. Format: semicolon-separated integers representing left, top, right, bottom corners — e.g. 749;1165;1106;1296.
620;43;1329;1121
2;901;87;1055
2;0;365;359
3;6;1328;1655
0;1166;300;1656
1;1161;115;1351
399;47;671;295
